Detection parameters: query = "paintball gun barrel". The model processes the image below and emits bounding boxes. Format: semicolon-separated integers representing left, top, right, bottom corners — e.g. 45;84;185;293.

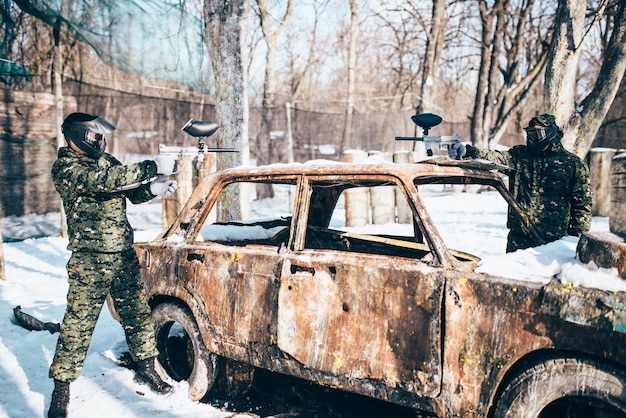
159;119;239;170
395;113;460;156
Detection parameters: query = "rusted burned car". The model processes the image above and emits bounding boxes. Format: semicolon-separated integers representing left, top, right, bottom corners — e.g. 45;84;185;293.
134;159;626;417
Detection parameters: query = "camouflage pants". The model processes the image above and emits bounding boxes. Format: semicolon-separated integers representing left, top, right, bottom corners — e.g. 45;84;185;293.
506;229;561;253
49;248;158;382
506;230;536;253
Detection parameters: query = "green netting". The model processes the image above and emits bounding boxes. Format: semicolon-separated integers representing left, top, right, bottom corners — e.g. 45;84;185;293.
5;0;214;92
0;58;30;77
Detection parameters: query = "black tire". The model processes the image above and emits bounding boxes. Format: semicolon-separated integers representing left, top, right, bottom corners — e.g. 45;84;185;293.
151;301;218;401
493;357;626;418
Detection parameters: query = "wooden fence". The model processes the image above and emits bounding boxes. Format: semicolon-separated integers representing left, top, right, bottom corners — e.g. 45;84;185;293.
0;91;77;217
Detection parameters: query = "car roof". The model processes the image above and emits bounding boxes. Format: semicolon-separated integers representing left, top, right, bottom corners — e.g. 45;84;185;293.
210;158;508;184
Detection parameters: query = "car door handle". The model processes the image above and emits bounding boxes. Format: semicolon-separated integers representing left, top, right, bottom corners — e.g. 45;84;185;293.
187;252;205;263
290;264;315;275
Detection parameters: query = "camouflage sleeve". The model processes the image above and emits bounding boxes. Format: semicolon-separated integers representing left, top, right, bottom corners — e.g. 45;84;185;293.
58;156;158;195
123;182;157;204
465;145;514;166
568;159;593;236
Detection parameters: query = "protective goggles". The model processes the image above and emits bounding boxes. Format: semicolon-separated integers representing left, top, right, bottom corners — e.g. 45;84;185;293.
84;130;105;145
523;126;549;141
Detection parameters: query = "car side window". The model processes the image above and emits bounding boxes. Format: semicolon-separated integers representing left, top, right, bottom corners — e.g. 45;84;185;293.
194;181;294;247
303;183;431;260
416;182;508;259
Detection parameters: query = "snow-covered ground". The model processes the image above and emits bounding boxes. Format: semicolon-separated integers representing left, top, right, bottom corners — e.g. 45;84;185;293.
0;189;623;418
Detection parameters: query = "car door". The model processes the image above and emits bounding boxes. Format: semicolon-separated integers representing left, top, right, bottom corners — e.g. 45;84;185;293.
181;242;283;357
276;177;445;397
172;180;296;360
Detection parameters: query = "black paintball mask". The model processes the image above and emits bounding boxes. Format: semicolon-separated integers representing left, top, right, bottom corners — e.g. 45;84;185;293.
62;112;115;159
523;114;560;155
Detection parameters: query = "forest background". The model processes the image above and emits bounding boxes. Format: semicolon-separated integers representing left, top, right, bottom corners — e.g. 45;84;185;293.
0;0;625;218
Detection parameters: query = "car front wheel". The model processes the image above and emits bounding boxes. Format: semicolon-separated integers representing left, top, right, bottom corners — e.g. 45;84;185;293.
493;357;626;418
151;301;218;401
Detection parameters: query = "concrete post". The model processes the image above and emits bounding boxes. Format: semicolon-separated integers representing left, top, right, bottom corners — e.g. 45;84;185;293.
342;150;369;227
610;153;626;237
589;148;616;217
394;151;413;224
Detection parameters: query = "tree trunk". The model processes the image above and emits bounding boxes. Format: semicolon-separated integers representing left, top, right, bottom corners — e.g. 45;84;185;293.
481;0;507;147
416;0;445;115
470;0;549;149
546;0;626;156
470;0;494;147
53;4;67;238
544;0;585;143
341;0;358;151
204;0;250;221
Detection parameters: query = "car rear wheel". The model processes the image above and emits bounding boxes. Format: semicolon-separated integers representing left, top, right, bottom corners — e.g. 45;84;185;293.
493;357;626;418
151;301;218;401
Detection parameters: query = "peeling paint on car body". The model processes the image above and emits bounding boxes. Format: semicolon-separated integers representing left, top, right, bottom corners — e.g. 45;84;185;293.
132;160;626;417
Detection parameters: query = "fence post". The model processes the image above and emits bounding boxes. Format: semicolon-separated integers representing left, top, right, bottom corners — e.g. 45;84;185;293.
163;153;193;228
342;150;369;227
159;145;212;228
0;229;5;280
369;151;395;224
610;153;626;237
589;148;616;217
394;151;413;224
197;153;218;224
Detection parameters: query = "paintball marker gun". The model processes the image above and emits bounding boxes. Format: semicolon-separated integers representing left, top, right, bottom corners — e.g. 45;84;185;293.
117;119;237;191
182;118;238;169
159;118;239;170
395;113;460;157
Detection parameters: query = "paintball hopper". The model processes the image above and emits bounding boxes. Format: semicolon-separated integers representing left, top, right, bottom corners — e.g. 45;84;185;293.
396;113;460;157
182;118;220;138
410;113;443;135
181;118;237;169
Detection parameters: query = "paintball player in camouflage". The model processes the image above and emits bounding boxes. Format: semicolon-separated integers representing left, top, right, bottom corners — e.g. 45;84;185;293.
449;113;592;253
47;112;177;417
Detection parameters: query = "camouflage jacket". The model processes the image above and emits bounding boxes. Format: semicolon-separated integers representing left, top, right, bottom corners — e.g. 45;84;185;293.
466;141;592;244
52;147;159;252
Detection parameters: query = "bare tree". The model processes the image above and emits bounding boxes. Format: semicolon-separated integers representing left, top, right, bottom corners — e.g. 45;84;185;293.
546;0;626;156
253;0;293;199
470;0;550;148
283;4;326;101
370;1;428;109
204;0;250;221
367;1;468;115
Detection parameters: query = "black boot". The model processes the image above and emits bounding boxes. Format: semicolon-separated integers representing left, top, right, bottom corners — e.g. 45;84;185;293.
134;357;172;395
48;379;70;418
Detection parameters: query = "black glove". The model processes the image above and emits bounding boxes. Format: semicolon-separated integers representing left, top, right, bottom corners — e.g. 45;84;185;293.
448;143;467;160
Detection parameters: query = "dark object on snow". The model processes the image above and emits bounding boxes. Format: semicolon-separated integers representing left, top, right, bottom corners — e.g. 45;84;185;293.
13;305;60;334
